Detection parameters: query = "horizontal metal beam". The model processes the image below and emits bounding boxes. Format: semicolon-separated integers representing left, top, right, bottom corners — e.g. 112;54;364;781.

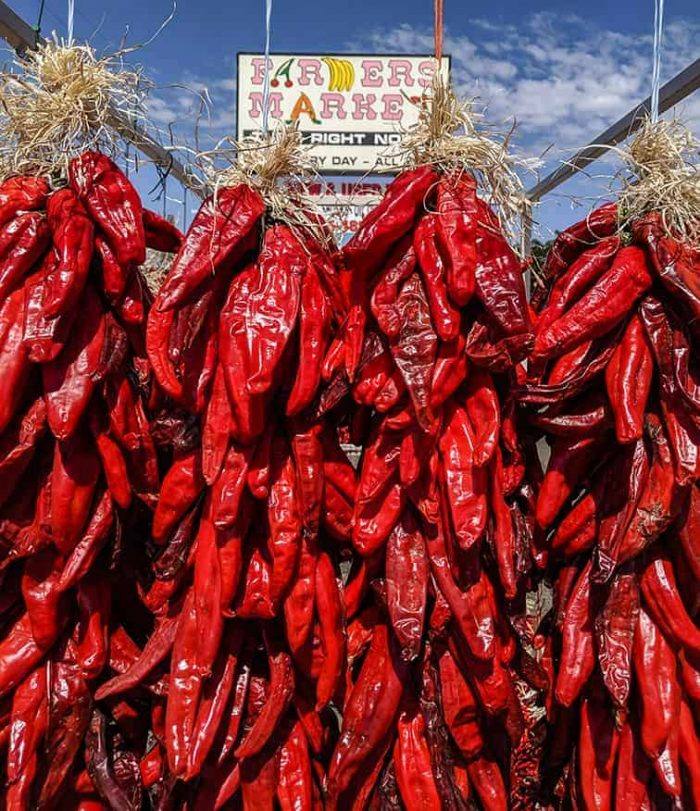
0;0;202;198
527;57;700;201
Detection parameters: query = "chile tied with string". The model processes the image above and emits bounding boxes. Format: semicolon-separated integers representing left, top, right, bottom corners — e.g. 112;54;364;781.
143;130;357;805
520;118;700;806
320;87;547;804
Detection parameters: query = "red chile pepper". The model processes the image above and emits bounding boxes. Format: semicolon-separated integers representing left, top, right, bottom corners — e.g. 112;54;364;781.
235;631;294;760
435;172;478;306
633;606;679;760
463;366;500;467
474;201;532;340
536;235;620;337
413;213;461;342
6;663;48;801
613;415;679;568
276;719;314;810
385;510;428;662
679;699;700;808
604;312;654;443
326;623;408;807
0;210;51;300
37;642;92;807
578;686;619;811
615;721;652;810
438;402;488;550
370;238;415;339
75;574;111;680
142;208;183;253
94;611;178;700
42;284;106;440
554;560;595;707
0;283;32;434
388;271;438;429
594;567;639;709
541;202;618;282
287;263;331;416
156;184;264;311
165;591;202;776
187;631;241;778
633;211;700;340
342;166;437;377
0;397;47;508
242;225;305;395
489;447;518;599
534;246;652;360
69;151;146;267
219;263;268;444
466;753;508;811
0;612;47;698
22;251;72;363
0;175;49;227
279;527;315;654
44;188;94;317
314;551;346;709
393;700;442;810
50;431;101;554
535;433;603;530
437;644;483;759
430;332;468;410
640;554;700;655
424;515;497;662
152;449;205;545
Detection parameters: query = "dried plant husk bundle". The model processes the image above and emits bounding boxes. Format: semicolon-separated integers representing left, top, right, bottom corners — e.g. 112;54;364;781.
0;37;148;182
520;117;700;807
144;122;357;803
319;69;546;808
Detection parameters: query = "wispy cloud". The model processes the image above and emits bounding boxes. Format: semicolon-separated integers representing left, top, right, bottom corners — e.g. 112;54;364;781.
348;12;700;163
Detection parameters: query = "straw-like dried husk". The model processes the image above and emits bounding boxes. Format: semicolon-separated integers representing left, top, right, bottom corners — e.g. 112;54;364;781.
399;72;536;248
0;38;147;181
199;124;333;249
615;116;699;248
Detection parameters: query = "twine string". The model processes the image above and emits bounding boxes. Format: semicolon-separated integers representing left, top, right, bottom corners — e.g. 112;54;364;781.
650;0;664;123
261;0;273;134
434;0;444;62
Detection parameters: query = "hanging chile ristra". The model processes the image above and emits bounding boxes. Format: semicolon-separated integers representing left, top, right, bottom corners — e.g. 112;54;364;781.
142;126;355;806
315;76;547;809
520;119;700;807
0;41;185;809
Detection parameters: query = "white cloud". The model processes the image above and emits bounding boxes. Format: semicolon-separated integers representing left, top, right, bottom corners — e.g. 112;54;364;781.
348;12;700;164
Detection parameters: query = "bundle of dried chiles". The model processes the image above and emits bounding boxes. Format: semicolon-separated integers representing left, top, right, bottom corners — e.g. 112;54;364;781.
0;153;184;808
520;159;700;803
142;134;355;805
318;138;547;803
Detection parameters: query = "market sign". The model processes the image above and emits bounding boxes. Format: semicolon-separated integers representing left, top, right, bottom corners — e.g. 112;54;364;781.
236;53;450;175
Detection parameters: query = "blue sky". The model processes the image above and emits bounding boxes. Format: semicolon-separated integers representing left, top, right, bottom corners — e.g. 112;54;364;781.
4;0;699;239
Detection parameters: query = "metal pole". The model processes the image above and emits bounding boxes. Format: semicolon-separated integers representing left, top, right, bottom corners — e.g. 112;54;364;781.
527;57;700;201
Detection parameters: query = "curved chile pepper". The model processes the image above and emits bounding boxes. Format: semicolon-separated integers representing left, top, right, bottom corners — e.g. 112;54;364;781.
604;312;653;443
640;554;700;654
314;551;346;709
534;245;652;360
156;184;264;311
554;560;595;707
435;172;478;306
385;510;427;661
413;214;460;342
69;151;146;267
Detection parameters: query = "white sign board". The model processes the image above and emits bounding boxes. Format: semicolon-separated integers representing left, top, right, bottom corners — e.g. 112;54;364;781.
236;53;450;175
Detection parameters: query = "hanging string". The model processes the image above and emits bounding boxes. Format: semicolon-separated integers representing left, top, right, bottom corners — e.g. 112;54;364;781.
67;0;75;44
433;0;444;61
650;0;664;123
261;0;273;134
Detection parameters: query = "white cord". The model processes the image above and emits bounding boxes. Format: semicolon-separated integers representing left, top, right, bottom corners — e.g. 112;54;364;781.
261;0;273;134
67;0;75;44
650;0;664;123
